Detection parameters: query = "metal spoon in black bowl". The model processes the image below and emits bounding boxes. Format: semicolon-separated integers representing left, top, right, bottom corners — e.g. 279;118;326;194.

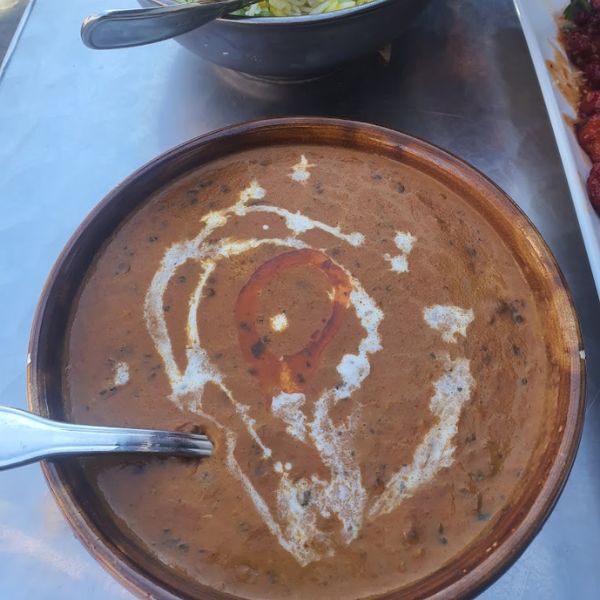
81;0;258;50
0;406;212;470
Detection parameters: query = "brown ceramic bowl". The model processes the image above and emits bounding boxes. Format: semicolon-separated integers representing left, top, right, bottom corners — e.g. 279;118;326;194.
27;118;585;600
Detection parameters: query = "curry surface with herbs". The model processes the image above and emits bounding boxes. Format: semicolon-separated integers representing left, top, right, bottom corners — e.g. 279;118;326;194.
65;145;555;599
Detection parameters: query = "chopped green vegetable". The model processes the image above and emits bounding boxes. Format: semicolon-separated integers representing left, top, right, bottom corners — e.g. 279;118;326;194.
564;0;591;21
179;0;376;17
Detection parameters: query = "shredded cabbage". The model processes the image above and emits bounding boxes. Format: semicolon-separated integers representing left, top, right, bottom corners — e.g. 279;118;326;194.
179;0;376;17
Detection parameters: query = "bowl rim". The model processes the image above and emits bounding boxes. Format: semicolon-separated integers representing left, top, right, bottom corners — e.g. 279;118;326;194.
144;0;398;26
27;116;586;600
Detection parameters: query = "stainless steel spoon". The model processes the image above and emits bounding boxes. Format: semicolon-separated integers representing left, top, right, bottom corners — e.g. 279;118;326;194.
81;0;258;50
0;406;213;470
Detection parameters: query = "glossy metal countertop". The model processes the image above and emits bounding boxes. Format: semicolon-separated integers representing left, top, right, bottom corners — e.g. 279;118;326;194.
0;0;599;597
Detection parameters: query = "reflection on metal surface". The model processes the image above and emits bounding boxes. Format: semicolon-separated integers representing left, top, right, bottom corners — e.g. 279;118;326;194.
0;526;91;579
0;493;128;596
0;524;131;597
0;1;19;11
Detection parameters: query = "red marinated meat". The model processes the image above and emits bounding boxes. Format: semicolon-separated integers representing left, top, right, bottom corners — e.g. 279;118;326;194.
564;30;596;66
584;62;600;87
573;3;600;26
587;163;600;214
564;2;600;214
580;90;600;115
585;1;600;21
578;115;600;161
573;12;588;26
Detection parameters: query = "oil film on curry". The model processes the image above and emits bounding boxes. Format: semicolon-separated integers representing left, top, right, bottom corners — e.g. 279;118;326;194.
65;144;552;599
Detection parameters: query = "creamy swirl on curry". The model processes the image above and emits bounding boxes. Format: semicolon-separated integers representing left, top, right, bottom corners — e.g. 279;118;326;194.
65;145;550;599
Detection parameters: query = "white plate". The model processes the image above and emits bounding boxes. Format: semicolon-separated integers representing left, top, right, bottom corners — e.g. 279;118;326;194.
514;0;600;297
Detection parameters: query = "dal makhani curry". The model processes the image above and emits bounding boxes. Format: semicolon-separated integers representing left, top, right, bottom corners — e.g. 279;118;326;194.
64;144;554;599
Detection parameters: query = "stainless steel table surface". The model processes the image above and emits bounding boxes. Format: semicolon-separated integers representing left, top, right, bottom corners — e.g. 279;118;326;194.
0;0;599;598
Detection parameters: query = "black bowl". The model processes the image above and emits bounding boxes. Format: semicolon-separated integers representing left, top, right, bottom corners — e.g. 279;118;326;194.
140;0;430;80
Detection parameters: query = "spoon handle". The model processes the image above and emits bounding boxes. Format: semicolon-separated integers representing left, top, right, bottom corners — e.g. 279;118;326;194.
0;406;212;471
81;1;246;50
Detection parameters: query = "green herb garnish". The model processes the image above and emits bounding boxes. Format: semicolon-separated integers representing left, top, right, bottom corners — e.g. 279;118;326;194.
564;0;592;21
